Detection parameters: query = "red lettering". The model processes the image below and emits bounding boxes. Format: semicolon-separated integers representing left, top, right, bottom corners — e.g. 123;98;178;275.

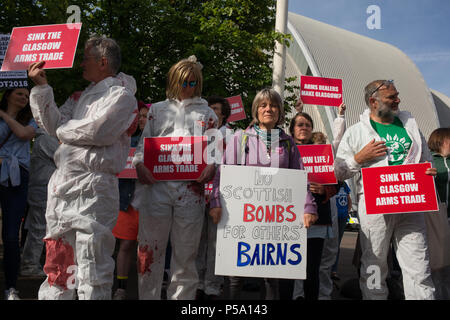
243;203;255;222
265;205;275;222
285;205;296;222
276;205;285;222
256;205;264;222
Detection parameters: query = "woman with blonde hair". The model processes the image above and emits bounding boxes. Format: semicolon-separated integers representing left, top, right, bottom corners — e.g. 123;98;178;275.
132;56;218;300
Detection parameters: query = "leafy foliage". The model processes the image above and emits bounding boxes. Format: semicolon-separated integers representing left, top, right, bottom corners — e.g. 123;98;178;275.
0;0;297;128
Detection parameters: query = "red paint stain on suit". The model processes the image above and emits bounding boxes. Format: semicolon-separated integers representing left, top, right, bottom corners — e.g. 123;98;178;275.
137;245;155;275
43;238;76;290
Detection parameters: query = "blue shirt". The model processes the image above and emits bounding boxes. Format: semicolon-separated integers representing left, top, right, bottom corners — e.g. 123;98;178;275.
0;118;38;186
335;182;351;219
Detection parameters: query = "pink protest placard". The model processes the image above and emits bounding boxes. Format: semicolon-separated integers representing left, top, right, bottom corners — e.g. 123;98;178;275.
143;136;208;181
226;95;246;122
361;163;439;215
117;148;137;179
300;75;343;107
297;144;337;184
1;23;82;71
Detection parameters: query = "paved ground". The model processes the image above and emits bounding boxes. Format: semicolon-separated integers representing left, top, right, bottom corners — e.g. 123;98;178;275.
0;225;361;300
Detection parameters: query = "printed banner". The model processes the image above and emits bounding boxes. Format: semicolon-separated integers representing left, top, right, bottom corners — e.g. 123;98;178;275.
300;75;343;107
362;163;439;215
297;144;337;184
143;136;208;181
0;34;28;89
226;95;246;122
215;165;308;279
1;23;82;71
117;148;137;179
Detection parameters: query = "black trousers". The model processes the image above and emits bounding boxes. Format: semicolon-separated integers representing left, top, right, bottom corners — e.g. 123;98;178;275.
304;237;325;300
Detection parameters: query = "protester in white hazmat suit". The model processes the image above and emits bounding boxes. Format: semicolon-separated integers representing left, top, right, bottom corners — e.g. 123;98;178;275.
133;56;218;300
334;79;436;300
27;36;138;300
20;129;59;277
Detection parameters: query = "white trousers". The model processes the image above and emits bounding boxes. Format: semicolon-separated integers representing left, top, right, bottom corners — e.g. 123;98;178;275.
137;181;204;300
358;197;435;300
38;171;119;300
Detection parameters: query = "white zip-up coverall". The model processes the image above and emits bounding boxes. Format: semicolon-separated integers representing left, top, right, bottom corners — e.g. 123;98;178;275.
29;73;138;300
334;109;435;300
132;97;218;300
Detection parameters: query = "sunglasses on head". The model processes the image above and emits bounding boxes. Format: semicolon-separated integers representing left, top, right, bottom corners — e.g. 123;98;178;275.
182;80;197;88
370;79;394;97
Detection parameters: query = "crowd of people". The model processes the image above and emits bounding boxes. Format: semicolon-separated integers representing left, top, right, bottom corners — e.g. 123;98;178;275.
0;35;449;300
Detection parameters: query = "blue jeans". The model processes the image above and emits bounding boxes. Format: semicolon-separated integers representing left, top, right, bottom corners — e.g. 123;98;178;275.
0;166;29;289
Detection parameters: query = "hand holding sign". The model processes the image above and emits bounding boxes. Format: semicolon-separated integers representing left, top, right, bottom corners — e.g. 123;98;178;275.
196;163;216;184
136;162;157;185
28;61;48;85
209;207;222;224
425;165;437;176
295;97;304;113
338;102;346;116
303;212;318;228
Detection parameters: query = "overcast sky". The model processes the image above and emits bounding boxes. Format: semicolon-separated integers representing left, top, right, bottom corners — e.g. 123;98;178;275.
288;0;450;98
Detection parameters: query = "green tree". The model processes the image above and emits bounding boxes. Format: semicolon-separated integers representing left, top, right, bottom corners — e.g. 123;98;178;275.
0;0;296;127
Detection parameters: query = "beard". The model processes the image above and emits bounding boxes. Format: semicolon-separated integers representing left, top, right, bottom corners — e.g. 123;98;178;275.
376;100;398;121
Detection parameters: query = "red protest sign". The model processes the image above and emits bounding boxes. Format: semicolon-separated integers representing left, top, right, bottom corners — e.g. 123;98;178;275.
143;136;208;181
204;180;214;202
362;163;439;215
226;95;246;122
300;75;343;107
297;144;337;184
117;148;137;179
1;23;82;71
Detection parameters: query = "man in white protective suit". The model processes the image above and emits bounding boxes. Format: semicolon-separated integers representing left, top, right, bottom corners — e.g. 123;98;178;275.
334;79;437;300
27;36;138;300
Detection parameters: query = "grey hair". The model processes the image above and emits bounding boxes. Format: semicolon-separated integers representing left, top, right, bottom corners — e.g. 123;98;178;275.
364;79;389;107
85;35;121;75
250;87;285;126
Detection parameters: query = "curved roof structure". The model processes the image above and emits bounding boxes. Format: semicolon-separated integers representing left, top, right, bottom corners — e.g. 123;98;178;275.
431;89;450;128
285;12;441;140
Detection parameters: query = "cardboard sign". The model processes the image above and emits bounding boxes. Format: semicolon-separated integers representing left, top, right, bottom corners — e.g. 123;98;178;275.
117;148;137;179
215;165;308;279
226;95;246;122
300;75;343;107
1;23;82;71
143;136;208;181
297;144;337;184
362;163;439;215
0;34;28;89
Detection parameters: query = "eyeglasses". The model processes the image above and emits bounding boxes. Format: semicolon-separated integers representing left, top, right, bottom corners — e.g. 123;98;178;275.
182;80;197;88
370;79;394;97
